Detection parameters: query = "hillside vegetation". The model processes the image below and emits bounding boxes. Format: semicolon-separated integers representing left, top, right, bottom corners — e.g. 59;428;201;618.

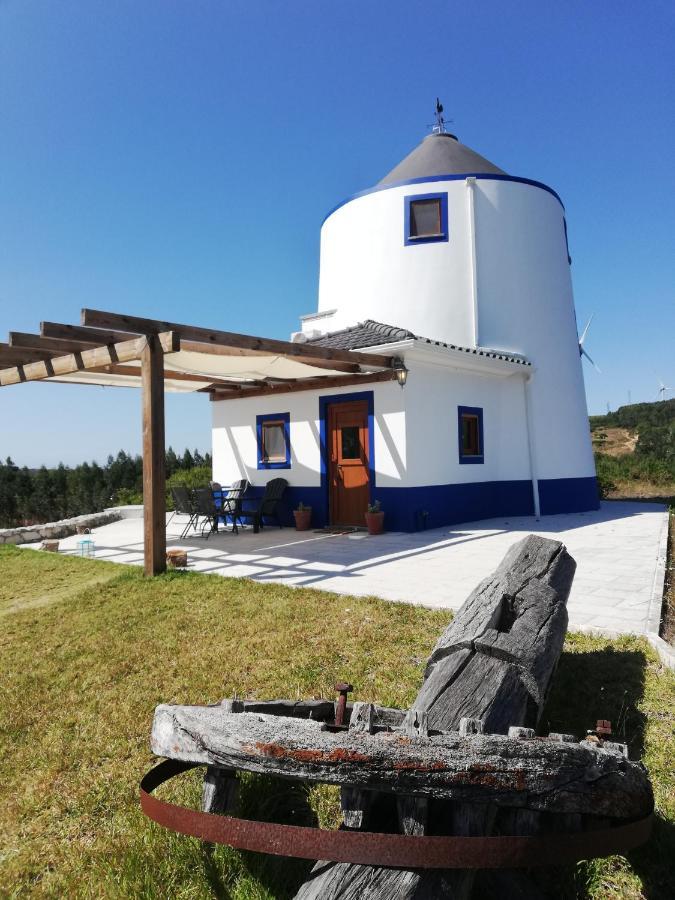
590;399;674;498
0;448;212;529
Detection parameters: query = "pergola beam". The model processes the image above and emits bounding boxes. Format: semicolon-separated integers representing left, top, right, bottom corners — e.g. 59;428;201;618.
81;308;393;369
41;321;138;344
0;332;179;387
9;332;98;353
0;343;58;364
86;363;253;387
210;369;396;401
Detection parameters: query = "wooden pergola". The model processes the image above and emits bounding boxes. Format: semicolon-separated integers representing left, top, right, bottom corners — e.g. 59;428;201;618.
0;309;395;575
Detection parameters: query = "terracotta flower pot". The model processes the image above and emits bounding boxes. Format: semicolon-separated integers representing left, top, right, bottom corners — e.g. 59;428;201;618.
166;549;188;568
365;510;384;535
293;508;312;531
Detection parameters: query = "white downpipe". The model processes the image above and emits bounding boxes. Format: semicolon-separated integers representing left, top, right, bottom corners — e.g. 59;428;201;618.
466;177;479;347
523;372;541;519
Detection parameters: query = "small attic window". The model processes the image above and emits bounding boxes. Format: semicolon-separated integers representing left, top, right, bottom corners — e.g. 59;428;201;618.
404;192;448;246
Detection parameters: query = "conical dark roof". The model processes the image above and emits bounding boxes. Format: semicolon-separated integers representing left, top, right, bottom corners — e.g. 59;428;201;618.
378;132;506;185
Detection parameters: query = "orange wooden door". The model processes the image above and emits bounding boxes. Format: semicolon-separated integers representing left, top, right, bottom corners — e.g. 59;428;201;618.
328;400;370;526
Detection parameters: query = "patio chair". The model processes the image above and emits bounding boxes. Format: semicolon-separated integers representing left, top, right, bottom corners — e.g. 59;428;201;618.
219;478;250;534
242;478;288;533
192;487;222;540
170;485;199;539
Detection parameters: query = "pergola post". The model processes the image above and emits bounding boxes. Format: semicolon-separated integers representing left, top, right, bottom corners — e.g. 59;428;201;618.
141;335;166;576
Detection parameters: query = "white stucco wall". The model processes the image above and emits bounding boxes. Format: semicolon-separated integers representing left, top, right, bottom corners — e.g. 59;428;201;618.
211;379;407;489
211;362;534;493
403;361;531;487
318;181;476;346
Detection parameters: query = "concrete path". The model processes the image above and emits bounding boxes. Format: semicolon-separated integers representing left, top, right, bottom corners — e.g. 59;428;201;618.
33;500;669;639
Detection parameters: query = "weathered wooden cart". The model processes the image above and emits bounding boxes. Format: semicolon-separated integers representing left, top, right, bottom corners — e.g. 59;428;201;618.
141;535;653;898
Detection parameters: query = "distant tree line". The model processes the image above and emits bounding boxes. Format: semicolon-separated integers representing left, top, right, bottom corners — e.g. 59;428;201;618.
590;399;674;496
0;448;212;528
590;398;674;431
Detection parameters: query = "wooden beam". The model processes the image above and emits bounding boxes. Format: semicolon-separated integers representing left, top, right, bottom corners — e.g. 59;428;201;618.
210;369;396;401
1;334;145;387
0;343;57;364
178;339;361;374
87;363;250;387
9;332;98;353
0;331;179;387
81;308;393;369
41;321;138;344
141;335;166;576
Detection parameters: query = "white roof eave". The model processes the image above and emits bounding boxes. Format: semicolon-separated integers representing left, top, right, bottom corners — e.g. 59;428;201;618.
351;339;531;377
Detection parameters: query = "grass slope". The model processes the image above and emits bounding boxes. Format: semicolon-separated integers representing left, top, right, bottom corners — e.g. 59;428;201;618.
1;545;673;898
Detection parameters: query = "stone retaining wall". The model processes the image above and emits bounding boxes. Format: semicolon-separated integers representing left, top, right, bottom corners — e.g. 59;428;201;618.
0;510;122;545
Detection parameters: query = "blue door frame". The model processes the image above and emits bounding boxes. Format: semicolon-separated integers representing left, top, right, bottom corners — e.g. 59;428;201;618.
318;391;375;525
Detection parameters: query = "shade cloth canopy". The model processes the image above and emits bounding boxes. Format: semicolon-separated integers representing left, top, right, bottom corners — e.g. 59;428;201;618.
54;349;357;392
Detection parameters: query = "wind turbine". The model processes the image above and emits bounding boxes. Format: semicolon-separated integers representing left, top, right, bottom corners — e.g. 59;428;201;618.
578;315;601;373
655;378;673;401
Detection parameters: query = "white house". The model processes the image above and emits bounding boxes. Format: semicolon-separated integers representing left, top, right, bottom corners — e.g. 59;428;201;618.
212;128;598;531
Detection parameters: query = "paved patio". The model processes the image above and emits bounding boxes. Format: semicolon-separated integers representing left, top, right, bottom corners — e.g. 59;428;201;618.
37;500;669;638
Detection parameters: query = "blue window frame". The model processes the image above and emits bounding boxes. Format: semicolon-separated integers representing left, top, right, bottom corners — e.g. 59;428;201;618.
458;406;484;465
404;192;449;246
257;412;291;469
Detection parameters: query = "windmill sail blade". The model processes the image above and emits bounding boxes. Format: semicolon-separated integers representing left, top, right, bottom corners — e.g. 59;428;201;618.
578;315;593;347
581;347;601;373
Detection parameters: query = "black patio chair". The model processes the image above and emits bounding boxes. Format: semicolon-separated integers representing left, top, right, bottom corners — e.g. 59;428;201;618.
242;478;288;533
219;478;250;534
170;485;199;539
192;487;221;539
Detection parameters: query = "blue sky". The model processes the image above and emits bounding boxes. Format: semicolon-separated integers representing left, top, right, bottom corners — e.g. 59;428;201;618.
1;0;673;467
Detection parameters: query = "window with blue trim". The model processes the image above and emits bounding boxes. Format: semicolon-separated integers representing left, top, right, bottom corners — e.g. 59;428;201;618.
257;412;291;469
404;192;448;245
458;406;484;464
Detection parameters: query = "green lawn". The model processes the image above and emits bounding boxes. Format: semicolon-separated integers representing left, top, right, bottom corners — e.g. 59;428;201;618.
1;544;673;899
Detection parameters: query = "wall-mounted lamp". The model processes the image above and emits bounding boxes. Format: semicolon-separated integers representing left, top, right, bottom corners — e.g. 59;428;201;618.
392;358;408;387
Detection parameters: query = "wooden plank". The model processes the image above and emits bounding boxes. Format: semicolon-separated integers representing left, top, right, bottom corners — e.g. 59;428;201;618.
81;308;394;369
150;706;652;818
41;321;137;344
9;332;98;353
141;334;166;576
202;767;238;815
216;697;405;729
210;370;396;401
86;363;240;386
0;343;57;364
0;332;177;387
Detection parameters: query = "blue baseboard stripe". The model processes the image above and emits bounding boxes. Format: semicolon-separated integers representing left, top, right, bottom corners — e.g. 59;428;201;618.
236;476;599;532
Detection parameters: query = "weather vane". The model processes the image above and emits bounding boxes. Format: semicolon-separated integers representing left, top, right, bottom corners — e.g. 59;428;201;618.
431;97;451;134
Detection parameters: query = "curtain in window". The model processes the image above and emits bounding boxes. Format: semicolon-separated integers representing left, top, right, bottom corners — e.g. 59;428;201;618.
263;423;286;461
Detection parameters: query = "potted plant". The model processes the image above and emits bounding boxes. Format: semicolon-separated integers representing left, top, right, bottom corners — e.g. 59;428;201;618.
365;500;384;535
293;502;312;531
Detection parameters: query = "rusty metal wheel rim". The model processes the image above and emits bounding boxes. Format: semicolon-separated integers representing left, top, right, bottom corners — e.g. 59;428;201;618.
140;760;653;869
